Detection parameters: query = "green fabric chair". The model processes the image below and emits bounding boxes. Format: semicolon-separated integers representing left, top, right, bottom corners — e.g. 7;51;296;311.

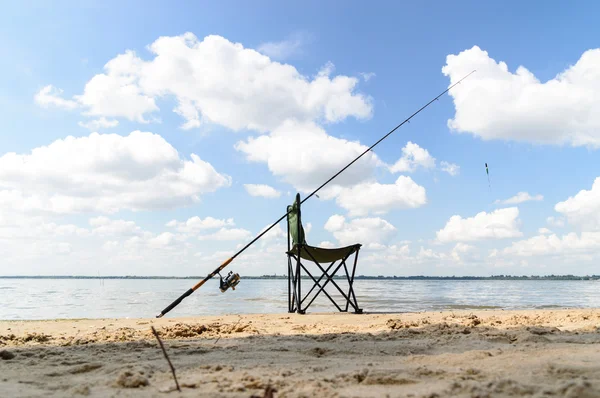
286;193;363;314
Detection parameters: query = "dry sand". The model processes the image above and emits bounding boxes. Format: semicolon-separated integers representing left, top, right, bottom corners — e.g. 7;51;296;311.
1;309;600;397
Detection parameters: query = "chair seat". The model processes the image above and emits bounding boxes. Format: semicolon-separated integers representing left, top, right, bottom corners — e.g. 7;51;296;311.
287;243;361;263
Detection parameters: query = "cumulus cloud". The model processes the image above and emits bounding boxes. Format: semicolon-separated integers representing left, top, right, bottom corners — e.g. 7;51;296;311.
324;215;397;246
89;216;145;237
37;33;373;132
34;85;79;110
442;45;600;147
258;223;286;242
319;241;336;248
360;72;376;82
324;214;346;232
389;141;436;173
440;161;460;176
495;191;543;205
555;177;600;230
148;232;177;248
0;131;231;214
0;214;202;275
257;32;309;61
78;117;119;131
436;207;523;242
360;242;484;271
244;184;281;198
334;176;427;217
547;216;565;228
389;142;459;177
0;213;89;242
235;120;381;195
502;231;600;257
447;243;477;264
76;51;160;123
35;33;384;212
198;227;251;241
165;216;235;233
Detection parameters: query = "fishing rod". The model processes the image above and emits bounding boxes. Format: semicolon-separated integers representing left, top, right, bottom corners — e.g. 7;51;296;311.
155;69;477;318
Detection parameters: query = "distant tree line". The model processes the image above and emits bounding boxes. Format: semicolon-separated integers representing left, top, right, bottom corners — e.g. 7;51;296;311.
1;274;599;280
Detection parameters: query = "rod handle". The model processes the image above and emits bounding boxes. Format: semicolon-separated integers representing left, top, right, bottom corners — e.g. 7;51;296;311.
156;288;193;318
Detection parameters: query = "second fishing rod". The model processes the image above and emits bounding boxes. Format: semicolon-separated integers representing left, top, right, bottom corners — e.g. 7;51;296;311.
156;69;477;318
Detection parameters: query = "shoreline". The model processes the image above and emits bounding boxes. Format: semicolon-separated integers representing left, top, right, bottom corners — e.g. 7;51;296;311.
1;308;600;397
0;305;592;323
2;275;600;280
0;305;589;321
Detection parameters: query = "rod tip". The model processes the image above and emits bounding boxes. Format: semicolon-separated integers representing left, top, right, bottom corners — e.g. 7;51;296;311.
156;314;163;318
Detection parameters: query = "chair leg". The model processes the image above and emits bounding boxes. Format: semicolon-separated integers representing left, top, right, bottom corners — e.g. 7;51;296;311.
345;249;362;314
296;248;304;314
288;255;292;313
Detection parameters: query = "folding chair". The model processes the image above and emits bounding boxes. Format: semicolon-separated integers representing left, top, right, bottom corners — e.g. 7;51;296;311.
286;193;363;314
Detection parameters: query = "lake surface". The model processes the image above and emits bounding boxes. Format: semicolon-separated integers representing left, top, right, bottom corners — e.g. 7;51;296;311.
1;278;600;320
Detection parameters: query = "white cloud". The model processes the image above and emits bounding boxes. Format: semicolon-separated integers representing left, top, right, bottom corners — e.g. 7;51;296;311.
538;227;552;235
0;214;202;275
0;214;89;242
360;72;376;82
34;85;79;110
39;33;373;132
547;216;565;228
442;45;600;147
198;227;252;241
450;242;475;263
75;51;159;123
319;241;335;248
367;242;387;251
436;207;523;242
0;131;231;214
166;216;235;233
89;216;144;237
102;240;119;251
78;117;119;131
258;223;286;242
555;177;600;230
360;243;480;271
440;161;460;176
257;32;309;61
495;191;543;205
389;141;436;173
244;184;281;198
324;214;346;232
334;175;427;217
305;222;313;235
324;215;396;246
502;231;600;257
235;120;381;195
148;232;176;248
389;142;458;178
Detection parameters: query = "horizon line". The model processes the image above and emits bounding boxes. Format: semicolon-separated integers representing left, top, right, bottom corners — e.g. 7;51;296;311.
0;274;598;279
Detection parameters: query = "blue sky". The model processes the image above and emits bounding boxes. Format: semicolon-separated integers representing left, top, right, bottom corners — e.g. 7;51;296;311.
1;1;600;276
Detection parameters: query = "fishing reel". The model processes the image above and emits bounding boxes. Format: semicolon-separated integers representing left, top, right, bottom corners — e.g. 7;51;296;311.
219;271;241;293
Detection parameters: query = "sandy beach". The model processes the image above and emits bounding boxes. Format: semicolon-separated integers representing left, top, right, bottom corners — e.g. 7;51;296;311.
1;309;600;397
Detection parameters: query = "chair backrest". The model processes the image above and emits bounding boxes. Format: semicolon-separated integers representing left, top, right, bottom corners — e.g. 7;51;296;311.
287;193;306;247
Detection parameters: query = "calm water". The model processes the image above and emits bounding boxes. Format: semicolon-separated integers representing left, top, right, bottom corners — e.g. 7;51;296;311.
1;278;600;320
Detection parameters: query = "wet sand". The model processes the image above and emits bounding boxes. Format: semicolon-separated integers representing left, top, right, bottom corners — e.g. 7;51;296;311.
1;309;600;397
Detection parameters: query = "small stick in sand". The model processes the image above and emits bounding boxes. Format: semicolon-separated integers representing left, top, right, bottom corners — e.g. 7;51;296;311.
250;384;277;398
151;326;181;393
214;315;243;345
